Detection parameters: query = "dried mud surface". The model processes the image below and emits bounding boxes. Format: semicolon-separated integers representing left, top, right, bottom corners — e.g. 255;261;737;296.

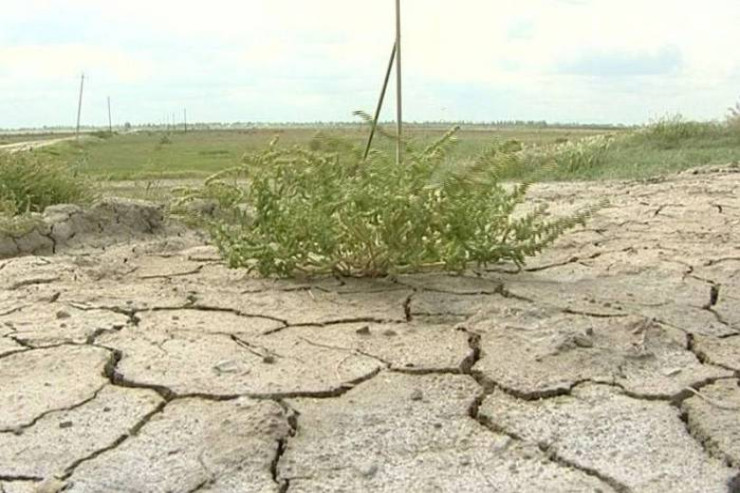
1;165;739;492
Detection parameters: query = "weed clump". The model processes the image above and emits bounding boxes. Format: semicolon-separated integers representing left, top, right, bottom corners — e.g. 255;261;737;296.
0;152;93;216
521;135;613;178
179;130;593;277
728;101;740;132
637;115;726;148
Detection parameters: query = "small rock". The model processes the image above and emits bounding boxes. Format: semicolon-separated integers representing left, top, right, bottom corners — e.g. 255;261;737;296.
383;329;398;337
213;360;240;374
35;478;68;493
410;389;423;401
59;421;73;429
355;325;371;336
574;334;593;348
263;355;276;364
359;463;379;478
55;310;71;319
662;367;682;377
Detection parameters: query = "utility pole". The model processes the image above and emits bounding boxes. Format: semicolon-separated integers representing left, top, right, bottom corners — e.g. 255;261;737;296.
395;0;403;165
183;108;188;133
75;73;85;140
107;96;112;134
362;0;404;163
363;42;397;160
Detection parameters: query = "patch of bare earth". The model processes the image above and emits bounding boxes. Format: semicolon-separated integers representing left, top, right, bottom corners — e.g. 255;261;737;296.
1;165;739;492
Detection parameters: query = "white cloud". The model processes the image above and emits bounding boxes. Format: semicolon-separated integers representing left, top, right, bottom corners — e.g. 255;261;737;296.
1;0;739;126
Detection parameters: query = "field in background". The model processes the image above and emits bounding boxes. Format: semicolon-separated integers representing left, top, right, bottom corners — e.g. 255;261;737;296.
37;125;615;181
6;120;739;204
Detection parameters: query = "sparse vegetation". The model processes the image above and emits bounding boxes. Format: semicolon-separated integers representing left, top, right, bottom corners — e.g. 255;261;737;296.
728;100;740;131
177;130;594;277
41;126;613;181
0;151;93;216
633;115;726;149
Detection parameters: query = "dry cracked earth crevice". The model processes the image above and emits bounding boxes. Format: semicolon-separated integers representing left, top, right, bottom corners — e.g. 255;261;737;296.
2;166;740;492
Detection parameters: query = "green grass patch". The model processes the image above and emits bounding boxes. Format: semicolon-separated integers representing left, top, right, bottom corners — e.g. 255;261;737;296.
15;118;740;188
42;126;613;181
498;117;740;181
177;130;594;277
0;151;94;215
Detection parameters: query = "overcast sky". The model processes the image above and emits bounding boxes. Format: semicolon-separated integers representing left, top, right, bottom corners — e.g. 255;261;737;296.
1;0;739;128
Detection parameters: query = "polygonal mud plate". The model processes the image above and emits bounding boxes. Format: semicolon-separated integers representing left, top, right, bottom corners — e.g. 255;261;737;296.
60;277;195;311
274;321;473;373
0;385;163;479
135;308;285;337
494;264;711;317
472;309;731;398
128;255;204;280
281;373;616;492
410;291;506;318
0;304;129;347
692;334;740;371
397;273;503;295
195;287;411;325
65;398;291;493
480;384;735;493
99;326;384;397
1;256;79;291
682;379;740;467
0;345;111;431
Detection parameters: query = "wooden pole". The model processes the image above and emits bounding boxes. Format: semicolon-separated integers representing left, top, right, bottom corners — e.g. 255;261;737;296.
183;108;188;133
363;42;397;161
395;0;403;165
75;73;85;140
107;96;112;134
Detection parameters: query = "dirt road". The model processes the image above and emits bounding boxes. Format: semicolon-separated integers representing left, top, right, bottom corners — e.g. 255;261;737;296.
0;136;78;154
1;165;739;492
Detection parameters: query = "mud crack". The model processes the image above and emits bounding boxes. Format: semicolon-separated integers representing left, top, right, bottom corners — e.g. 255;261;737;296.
471;389;631;492
537;443;632;493
271;401;298;493
60;401;168;479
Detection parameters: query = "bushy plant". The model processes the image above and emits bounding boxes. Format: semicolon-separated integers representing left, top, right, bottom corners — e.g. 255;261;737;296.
0;152;93;215
179;130;594;277
639;115;723;148
728;101;740;131
550;135;613;173
517;135;612;178
91;130;115;139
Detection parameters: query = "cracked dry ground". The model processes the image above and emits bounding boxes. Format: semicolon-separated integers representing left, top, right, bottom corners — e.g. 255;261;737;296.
2;166;740;493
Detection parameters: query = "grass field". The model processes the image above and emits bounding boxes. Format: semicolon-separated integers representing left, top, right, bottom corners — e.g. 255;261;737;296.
2;119;735;200
35;125;616;181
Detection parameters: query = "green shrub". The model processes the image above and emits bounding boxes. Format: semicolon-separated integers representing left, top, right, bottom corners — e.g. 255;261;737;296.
638;115;723;148
179;130;594;277
0;152;93;215
91;130;114;139
728;101;740;132
550;135;613;173
515;135;612;179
